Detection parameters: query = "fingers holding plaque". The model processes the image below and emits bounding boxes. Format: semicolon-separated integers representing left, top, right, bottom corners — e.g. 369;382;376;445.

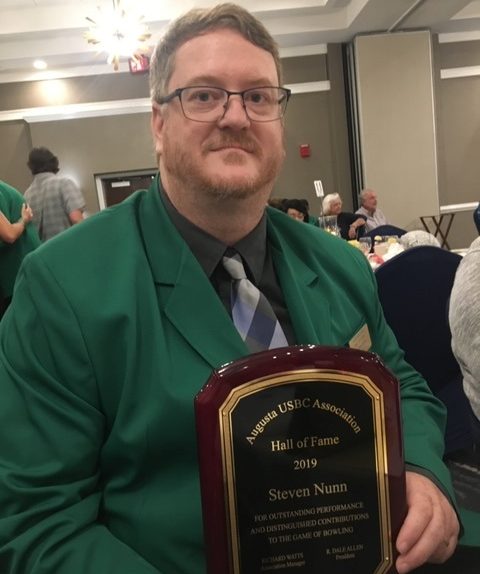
195;346;407;574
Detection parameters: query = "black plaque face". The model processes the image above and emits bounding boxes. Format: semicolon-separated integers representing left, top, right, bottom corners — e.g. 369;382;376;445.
195;346;406;574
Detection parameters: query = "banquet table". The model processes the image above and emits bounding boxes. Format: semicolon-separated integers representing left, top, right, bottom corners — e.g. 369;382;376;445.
349;235;405;271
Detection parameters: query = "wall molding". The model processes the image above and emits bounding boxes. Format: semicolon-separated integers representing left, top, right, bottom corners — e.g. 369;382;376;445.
438;31;480;44
440;65;480;79
285;80;331;93
280;43;327;57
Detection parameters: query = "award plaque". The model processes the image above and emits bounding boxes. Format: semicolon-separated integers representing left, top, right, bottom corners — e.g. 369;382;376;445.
195;345;407;574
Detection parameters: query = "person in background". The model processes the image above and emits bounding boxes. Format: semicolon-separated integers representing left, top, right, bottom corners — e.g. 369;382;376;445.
283;198;309;222
0;180;40;318
449;236;480;422
24;147;86;241
356;188;388;232
322;192;366;239
0;4;462;574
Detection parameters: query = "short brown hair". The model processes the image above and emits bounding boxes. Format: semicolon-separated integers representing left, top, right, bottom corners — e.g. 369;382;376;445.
149;3;282;103
27;147;59;175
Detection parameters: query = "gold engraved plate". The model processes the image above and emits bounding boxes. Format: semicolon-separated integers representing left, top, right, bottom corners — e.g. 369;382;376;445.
220;370;391;574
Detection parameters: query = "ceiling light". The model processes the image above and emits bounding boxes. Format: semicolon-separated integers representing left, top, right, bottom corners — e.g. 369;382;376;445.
85;0;151;71
33;59;47;70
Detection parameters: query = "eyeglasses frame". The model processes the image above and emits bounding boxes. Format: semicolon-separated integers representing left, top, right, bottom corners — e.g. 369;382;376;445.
157;85;292;123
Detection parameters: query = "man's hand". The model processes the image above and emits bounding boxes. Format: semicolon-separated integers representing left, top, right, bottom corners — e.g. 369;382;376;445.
395;471;459;573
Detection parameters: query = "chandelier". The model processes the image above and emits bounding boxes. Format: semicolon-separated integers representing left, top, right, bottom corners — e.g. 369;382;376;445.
85;0;151;71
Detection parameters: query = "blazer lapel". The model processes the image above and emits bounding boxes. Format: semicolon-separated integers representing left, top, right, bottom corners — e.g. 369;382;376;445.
268;217;333;345
163;255;249;367
138;178;248;368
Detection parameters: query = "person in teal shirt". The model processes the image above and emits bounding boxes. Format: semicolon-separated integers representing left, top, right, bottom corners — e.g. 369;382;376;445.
0;4;466;573
0;180;40;317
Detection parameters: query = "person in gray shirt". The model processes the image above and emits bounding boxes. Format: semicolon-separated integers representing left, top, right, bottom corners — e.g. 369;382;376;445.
355;188;388;232
25;147;85;241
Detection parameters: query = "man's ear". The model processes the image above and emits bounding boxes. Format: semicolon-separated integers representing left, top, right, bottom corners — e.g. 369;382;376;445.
151;104;165;157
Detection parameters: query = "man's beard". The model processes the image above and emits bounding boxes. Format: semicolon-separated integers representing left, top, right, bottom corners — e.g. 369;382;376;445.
161;130;284;201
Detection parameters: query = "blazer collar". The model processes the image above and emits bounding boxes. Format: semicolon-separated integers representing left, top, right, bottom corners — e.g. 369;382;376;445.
138;176;249;368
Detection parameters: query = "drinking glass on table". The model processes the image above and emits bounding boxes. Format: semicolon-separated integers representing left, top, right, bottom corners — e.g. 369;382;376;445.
358;237;372;255
374;235;399;257
373;236;389;257
318;215;340;237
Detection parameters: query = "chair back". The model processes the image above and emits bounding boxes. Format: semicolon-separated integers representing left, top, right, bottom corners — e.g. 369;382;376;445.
375;246;476;455
474;202;480;234
366;224;407;239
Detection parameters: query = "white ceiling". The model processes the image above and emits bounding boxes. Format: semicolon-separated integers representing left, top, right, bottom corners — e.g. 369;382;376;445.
0;0;479;84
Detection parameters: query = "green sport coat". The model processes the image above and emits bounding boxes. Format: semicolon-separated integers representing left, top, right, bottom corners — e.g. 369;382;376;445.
0;177;454;573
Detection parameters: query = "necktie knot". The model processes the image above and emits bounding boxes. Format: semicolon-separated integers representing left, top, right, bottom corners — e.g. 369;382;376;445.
222;252;247;281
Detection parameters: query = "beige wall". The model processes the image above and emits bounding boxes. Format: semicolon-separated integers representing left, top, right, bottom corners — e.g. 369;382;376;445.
28;114;155;213
0;73;149;111
434;38;480;248
0;121;32;192
274;45;353;218
354;31;439;230
277;91;334;217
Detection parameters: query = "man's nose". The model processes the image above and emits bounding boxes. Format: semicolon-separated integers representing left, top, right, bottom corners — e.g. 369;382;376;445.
218;95;250;128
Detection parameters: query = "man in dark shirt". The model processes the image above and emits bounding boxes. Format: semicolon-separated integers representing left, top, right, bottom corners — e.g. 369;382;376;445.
0;4;463;574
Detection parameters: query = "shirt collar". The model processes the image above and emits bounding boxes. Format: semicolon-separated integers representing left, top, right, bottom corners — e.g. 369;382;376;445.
158;178;267;283
34;172;55;180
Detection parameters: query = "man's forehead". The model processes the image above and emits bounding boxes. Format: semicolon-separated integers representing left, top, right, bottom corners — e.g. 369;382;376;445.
169;28;278;86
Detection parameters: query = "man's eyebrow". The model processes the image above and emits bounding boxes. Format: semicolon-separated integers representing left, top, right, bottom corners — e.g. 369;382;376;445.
180;75;278;87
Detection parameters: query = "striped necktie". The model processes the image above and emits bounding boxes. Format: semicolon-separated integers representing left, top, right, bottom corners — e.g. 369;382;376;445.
222;250;288;353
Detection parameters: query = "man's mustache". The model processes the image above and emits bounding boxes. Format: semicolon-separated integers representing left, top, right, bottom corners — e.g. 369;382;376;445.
204;135;260;154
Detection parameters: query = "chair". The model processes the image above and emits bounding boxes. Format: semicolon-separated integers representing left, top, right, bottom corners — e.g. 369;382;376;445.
366;224;407;239
375;246;480;546
375;246;477;455
474;202;480;234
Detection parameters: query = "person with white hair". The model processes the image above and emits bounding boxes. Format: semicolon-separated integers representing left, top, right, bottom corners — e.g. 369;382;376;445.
356;188;388;232
322;192;366;239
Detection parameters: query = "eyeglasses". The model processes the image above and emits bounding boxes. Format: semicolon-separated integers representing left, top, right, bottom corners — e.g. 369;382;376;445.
157;86;291;123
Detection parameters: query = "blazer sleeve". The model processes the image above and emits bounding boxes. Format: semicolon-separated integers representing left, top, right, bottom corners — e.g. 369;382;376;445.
0;256;161;574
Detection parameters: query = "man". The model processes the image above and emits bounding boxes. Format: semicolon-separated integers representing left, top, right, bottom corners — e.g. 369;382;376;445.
24;146;85;241
356;188;388;232
0;4;461;574
0;180;40;317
